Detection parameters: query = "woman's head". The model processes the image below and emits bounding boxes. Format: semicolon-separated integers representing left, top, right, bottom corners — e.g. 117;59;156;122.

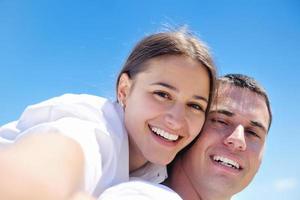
117;29;216;111
116;28;217;168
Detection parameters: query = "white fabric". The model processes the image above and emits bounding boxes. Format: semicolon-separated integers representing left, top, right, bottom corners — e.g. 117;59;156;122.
130;160;168;183
0;94;167;197
99;180;182;200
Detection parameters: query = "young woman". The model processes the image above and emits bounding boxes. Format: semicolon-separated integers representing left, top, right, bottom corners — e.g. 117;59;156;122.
0;29;216;199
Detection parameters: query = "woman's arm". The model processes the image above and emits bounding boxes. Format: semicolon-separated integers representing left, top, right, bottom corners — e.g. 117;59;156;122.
0;132;85;200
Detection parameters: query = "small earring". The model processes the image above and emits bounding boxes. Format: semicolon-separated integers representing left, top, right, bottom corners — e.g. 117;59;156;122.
119;100;125;109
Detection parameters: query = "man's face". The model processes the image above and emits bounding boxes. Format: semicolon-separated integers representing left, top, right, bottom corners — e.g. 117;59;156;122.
183;84;270;197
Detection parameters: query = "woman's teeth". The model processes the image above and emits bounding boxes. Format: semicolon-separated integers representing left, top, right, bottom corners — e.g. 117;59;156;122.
151;127;179;141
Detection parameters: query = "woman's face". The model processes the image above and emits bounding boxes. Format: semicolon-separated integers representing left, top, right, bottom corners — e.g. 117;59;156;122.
118;55;210;165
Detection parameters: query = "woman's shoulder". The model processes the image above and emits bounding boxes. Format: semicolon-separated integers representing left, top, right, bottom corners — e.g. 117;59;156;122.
35;93;110;107
17;94;120;131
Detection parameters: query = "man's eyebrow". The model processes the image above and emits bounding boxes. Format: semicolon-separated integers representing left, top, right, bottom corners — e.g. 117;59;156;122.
151;82;208;102
210;109;268;133
250;121;267;133
210;109;234;117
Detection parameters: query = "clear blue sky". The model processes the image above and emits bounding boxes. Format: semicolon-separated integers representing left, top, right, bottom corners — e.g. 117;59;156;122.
1;0;299;199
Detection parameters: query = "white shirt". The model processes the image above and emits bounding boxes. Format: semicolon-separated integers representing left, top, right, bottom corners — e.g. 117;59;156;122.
99;180;182;200
0;94;167;197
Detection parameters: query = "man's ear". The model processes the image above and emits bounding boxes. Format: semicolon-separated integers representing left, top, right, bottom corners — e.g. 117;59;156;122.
117;73;132;107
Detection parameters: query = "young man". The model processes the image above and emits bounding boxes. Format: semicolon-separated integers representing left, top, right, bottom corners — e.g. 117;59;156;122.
165;73;272;199
99;73;272;200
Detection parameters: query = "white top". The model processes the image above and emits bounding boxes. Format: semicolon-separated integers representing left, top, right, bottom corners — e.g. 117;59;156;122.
99;180;182;200
0;94;167;197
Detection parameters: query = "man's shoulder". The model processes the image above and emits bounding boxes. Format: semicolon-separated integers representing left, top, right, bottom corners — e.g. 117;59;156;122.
99;180;182;200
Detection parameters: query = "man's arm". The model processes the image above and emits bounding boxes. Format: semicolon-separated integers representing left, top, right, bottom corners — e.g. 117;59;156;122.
0;132;85;200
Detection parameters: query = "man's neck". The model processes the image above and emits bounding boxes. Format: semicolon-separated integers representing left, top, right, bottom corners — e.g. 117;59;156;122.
165;156;231;200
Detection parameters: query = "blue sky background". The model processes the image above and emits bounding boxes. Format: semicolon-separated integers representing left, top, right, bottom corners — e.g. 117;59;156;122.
1;0;299;199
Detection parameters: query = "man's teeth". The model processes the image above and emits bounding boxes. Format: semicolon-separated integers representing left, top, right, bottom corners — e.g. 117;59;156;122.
151;127;179;141
213;156;240;169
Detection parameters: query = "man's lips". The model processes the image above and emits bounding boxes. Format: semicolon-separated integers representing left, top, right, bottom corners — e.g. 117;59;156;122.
211;155;243;171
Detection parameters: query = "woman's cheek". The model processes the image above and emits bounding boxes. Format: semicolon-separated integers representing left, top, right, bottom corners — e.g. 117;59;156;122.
189;113;205;130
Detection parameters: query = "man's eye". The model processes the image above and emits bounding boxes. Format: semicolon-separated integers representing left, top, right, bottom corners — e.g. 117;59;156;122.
188;103;204;112
246;130;260;138
153;91;171;100
211;118;227;125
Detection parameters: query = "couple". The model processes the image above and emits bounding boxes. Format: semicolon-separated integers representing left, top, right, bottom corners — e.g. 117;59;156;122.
0;28;271;200
100;73;272;200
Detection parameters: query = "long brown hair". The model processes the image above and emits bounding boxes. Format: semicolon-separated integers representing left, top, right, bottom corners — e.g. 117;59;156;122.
116;28;217;114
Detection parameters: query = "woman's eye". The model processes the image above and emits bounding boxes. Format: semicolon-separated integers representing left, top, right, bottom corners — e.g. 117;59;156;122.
153;91;171;100
188;103;204;112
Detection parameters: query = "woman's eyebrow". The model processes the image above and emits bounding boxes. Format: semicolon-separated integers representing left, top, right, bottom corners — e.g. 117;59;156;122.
193;95;208;102
151;82;208;102
151;82;177;91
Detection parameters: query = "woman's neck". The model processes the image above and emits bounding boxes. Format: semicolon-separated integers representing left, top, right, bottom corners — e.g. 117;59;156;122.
128;137;148;172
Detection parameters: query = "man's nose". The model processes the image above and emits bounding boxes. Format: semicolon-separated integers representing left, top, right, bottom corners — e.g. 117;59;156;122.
224;124;247;151
164;104;186;130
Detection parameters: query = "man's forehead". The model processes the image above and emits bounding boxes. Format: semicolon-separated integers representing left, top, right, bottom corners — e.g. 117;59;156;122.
213;85;263;107
211;85;269;129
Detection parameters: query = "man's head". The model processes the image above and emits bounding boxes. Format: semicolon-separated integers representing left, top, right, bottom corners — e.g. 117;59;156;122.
217;74;272;130
181;74;272;199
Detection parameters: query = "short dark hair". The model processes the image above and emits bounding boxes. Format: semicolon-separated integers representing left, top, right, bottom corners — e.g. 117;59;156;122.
219;74;272;131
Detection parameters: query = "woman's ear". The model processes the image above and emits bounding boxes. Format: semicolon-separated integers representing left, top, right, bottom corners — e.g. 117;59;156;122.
117;73;132;107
